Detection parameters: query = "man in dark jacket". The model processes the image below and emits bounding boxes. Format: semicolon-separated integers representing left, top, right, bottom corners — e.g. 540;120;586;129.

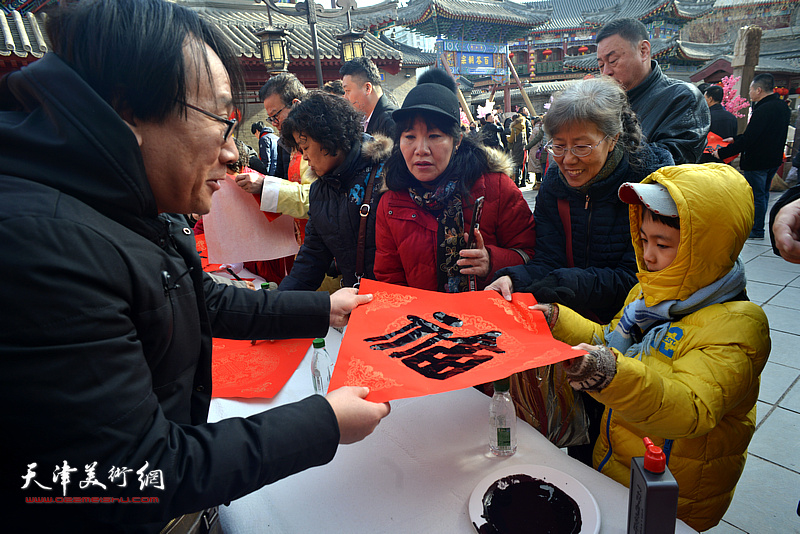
717;73;791;239
704;84;738;139
596;18;709;164
340;57;397;138
0;1;389;532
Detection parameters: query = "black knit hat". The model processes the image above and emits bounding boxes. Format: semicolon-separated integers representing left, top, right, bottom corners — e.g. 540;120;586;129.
392;82;460;126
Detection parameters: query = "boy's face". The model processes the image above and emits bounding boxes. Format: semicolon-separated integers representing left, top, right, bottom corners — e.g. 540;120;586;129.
639;212;680;272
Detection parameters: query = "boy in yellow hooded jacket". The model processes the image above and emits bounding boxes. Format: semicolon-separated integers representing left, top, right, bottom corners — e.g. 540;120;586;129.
536;163;770;531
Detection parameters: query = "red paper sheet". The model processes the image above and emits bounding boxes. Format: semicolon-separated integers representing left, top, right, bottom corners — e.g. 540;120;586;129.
195;233;223;273
211;338;313;398
330;279;577;403
704;131;736;164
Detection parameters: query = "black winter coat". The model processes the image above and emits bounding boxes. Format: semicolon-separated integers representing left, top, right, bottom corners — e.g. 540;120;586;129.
628;61;709;165
708;102;738;140
718;92;791;170
366;93;397;139
0;53;337;533
279;134;393;290
495;145;674;323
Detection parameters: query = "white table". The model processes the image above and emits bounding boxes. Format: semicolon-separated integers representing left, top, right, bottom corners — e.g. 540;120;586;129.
209;328;695;534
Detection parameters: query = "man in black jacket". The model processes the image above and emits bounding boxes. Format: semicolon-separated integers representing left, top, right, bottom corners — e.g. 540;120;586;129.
0;1;389;532
596;18;709;164
717;73;791;239
704;84;738;140
340;57;397;138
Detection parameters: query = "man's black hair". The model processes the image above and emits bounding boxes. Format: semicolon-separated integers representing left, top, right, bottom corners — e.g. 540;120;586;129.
704;85;724;104
259;72;307;105
596;18;649;46
752;73;775;93
46;0;244;124
339;57;382;87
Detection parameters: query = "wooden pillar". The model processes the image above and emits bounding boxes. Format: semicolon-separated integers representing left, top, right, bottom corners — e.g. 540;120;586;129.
731;26;762;134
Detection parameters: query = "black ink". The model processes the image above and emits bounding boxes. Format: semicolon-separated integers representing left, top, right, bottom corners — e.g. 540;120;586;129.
477;474;582;534
364;312;503;380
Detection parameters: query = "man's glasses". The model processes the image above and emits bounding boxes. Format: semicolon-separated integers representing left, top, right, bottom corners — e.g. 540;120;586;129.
268;105;288;125
546;135;610;158
182;102;237;142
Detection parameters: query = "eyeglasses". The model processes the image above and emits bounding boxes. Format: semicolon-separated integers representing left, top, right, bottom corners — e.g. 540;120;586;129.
182;102;237;142
268;105;288;125
546;135;610;158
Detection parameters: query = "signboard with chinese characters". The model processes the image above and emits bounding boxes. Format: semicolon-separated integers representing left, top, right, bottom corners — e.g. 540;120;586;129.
436;39;508;77
329;279;578;403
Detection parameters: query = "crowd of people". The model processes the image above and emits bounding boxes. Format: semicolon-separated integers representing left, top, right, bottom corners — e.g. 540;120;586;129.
1;0;787;531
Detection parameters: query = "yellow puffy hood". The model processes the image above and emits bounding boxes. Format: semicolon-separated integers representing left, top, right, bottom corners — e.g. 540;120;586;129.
628;163;754;306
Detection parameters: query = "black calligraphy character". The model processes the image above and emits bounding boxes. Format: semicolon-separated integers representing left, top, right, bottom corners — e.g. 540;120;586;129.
364;312;503;380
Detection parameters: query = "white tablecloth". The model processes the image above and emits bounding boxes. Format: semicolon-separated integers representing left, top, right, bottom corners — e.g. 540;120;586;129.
209;328;695;534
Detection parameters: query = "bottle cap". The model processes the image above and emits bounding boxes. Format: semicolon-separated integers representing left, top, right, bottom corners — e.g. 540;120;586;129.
492;378;510;392
313;338;326;349
642;437;666;473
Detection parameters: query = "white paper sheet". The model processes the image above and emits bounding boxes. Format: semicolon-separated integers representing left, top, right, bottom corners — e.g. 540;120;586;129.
203;176;299;264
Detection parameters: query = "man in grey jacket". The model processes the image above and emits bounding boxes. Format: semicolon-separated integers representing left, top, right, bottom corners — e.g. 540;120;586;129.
596;18;709;164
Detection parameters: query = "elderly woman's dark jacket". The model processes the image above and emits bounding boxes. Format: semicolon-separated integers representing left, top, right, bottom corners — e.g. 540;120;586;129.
495;145;673;323
279;133;393;290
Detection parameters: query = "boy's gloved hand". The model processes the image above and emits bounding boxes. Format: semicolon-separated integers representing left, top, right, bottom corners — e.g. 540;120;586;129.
563;344;617;392
525;274;576;305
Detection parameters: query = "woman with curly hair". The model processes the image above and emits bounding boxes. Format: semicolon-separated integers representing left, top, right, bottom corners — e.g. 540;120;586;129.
373;77;535;292
278;90;392;290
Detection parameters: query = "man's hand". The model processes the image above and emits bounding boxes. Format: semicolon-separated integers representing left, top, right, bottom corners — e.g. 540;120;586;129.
485;275;514;301
235;172;265;195
326;386;391;444
773;198;800;263
458;229;490;278
329;288;373;328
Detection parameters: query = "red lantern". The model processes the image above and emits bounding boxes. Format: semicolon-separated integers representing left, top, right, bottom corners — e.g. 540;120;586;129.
578;46;589;55
543;48;553;58
509;52;514;59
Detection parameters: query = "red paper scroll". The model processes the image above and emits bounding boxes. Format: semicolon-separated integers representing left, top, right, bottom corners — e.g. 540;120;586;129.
212;338;312;398
704;132;736;164
330;279;577;403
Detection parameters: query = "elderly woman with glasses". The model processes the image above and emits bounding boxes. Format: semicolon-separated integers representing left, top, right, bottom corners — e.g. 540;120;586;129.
485;76;673;463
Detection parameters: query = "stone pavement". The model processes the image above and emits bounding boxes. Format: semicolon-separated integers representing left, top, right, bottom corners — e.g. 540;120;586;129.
520;185;800;533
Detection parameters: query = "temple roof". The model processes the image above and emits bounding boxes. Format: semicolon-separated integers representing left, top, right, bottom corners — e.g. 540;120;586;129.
524;0;714;34
677;26;800;62
396;0;550;42
2;1;403;64
183;0;402;62
470;78;582;104
0;10;48;59
378;33;436;67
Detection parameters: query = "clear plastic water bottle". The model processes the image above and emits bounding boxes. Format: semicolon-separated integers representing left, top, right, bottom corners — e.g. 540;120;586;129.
489;378;517;456
311;338;333;395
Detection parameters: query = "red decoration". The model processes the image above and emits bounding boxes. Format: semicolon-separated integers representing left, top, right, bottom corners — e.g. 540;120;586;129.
578;46;588;54
509;52;514;59
542;48;552;57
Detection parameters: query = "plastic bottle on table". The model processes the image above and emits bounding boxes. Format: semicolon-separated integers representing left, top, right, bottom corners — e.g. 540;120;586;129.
489;378;517;456
311;337;333;395
627;437;679;534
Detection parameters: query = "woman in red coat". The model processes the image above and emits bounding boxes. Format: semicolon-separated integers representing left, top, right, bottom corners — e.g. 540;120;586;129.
374;77;535;291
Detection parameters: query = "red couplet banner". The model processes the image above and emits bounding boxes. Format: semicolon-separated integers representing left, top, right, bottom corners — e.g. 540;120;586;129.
330;279;577;403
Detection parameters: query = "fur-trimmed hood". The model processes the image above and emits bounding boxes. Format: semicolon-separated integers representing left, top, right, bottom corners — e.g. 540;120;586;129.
481;142;514;177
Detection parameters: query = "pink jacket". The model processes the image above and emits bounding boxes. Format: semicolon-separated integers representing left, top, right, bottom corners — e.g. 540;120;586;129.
374;172;535;290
